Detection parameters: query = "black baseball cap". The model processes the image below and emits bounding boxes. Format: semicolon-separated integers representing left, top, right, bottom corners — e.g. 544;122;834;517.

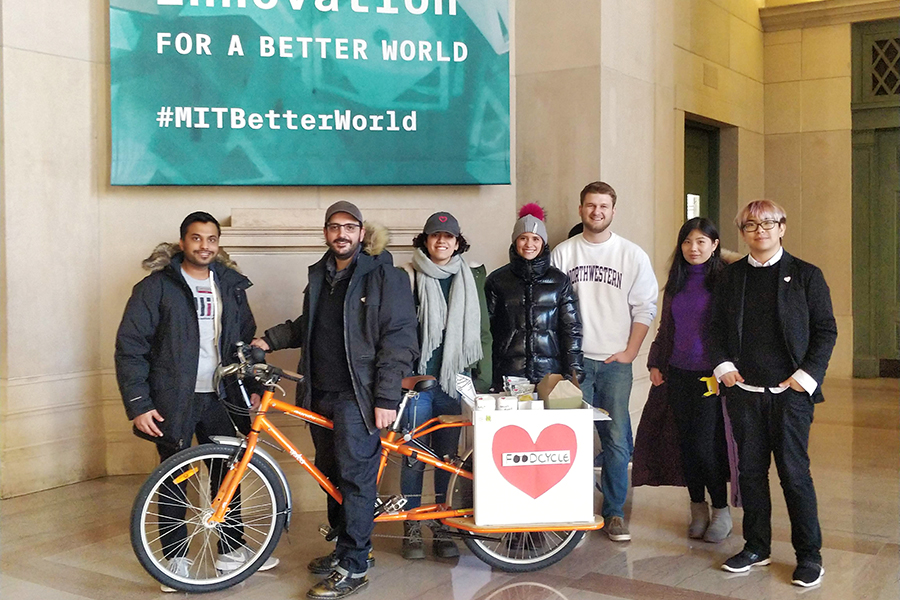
423;212;460;236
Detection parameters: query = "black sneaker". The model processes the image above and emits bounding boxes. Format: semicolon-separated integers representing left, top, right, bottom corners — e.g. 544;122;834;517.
721;550;771;573
307;550;375;575
306;570;368;600
791;562;824;587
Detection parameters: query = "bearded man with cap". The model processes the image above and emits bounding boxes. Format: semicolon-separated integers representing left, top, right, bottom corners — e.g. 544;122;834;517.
252;201;418;599
485;204;585;390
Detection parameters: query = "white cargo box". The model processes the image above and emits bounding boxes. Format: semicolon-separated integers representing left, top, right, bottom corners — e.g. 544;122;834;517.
472;402;595;526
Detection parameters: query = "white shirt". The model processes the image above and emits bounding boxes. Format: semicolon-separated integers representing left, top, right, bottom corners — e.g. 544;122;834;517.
713;247;817;395
182;268;221;393
551;233;658;361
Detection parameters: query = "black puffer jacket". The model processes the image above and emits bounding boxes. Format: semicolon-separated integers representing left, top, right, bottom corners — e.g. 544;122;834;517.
262;223;419;433
485;245;584;390
115;249;256;449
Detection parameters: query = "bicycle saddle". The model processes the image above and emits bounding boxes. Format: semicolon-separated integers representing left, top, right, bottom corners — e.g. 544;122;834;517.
401;375;437;392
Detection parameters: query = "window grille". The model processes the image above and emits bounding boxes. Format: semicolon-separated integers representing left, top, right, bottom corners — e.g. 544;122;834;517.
871;37;900;96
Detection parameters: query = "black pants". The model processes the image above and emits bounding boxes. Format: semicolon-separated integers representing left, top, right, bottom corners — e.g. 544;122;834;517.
157;392;243;560
310;389;381;576
726;386;821;564
667;367;729;508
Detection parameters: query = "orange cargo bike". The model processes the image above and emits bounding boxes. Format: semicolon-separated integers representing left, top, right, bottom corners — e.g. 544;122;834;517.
130;343;604;592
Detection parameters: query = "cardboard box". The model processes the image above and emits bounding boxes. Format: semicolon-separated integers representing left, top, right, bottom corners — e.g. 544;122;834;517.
536;373;584;409
473;402;594;526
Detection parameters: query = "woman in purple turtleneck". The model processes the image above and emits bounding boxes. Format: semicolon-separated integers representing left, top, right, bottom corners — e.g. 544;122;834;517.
639;217;732;543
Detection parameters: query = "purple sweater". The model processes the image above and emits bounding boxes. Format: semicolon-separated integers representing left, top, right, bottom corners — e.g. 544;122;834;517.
669;264;713;371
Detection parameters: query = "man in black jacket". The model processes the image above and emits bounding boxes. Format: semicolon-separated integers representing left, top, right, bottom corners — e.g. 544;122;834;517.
711;200;837;588
253;201;418;600
115;211;277;592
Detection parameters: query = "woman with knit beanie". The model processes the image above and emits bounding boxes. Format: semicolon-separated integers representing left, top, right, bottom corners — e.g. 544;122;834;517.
399;211;492;561
485;204;584;390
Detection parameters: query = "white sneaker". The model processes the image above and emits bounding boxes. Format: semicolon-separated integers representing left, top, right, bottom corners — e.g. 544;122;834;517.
215;549;280;573
160;556;192;593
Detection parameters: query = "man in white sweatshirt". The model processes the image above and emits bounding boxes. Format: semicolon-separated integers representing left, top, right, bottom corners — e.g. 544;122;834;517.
551;181;658;542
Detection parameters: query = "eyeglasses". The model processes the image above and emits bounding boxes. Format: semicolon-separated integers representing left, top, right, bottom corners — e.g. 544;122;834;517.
325;223;361;234
740;219;781;232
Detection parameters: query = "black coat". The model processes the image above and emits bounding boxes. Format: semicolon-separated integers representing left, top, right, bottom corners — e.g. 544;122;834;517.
115;253;256;449
263;247;419;433
709;250;837;402
485;245;584;390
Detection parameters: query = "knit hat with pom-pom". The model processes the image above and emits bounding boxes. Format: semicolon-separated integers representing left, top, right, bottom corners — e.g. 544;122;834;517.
511;203;548;245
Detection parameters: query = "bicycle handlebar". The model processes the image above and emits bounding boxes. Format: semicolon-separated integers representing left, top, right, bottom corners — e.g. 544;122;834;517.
215;342;305;387
251;363;303;383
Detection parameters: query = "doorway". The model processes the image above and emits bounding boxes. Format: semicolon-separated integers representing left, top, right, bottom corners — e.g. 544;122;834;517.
683;121;720;228
851;19;900;377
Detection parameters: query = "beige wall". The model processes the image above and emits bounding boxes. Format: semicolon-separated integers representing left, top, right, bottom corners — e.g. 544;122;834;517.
763;23;853;378
515;0;665;425
672;0;767;253
0;1;517;497
0;0;871;497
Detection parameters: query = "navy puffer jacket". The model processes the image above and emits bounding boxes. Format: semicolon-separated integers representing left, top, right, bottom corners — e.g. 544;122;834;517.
115;251;256;449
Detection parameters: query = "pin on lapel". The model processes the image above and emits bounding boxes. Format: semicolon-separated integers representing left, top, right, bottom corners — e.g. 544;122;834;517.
784;276;791;282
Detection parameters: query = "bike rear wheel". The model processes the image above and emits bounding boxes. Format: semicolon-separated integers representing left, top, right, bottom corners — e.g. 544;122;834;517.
445;451;584;572
130;443;286;592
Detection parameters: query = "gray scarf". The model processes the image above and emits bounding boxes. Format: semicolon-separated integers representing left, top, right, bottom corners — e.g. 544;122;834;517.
412;249;483;397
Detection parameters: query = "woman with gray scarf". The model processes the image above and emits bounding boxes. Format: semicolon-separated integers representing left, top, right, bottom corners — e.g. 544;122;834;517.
399;211;492;561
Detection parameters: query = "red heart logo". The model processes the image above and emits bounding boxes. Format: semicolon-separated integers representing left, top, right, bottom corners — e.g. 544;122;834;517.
491;424;577;499
439;215;448;222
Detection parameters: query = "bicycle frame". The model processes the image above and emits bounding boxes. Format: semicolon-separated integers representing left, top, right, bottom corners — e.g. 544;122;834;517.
206;386;474;527
131;351;605;591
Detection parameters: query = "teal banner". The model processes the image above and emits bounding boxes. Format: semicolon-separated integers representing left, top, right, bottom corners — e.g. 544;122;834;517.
110;0;509;185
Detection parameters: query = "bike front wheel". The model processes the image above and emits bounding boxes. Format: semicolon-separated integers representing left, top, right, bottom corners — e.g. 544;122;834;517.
130;443;286;592
445;450;584;572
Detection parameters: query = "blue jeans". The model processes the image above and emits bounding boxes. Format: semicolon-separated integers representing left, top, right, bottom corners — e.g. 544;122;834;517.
399;387;461;509
582;358;634;519
309;390;381;575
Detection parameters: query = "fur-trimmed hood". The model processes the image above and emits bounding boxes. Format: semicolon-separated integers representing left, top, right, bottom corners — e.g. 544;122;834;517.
141;243;241;273
361;221;389;256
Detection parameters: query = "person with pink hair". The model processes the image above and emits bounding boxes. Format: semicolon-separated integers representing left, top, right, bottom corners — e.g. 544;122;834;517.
712;200;836;588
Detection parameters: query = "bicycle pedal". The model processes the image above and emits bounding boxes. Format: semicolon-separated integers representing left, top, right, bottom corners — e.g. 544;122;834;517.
374;495;408;516
318;524;337;541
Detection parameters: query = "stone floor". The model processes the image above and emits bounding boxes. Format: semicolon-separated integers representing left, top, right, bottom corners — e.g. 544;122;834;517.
1;377;897;600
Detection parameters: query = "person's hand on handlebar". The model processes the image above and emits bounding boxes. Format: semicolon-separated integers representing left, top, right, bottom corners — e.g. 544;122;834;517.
251;338;270;352
134;409;165;437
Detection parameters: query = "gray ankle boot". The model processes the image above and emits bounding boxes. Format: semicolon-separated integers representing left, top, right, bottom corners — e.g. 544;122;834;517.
703;506;732;543
688;501;709;539
402;521;425;559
